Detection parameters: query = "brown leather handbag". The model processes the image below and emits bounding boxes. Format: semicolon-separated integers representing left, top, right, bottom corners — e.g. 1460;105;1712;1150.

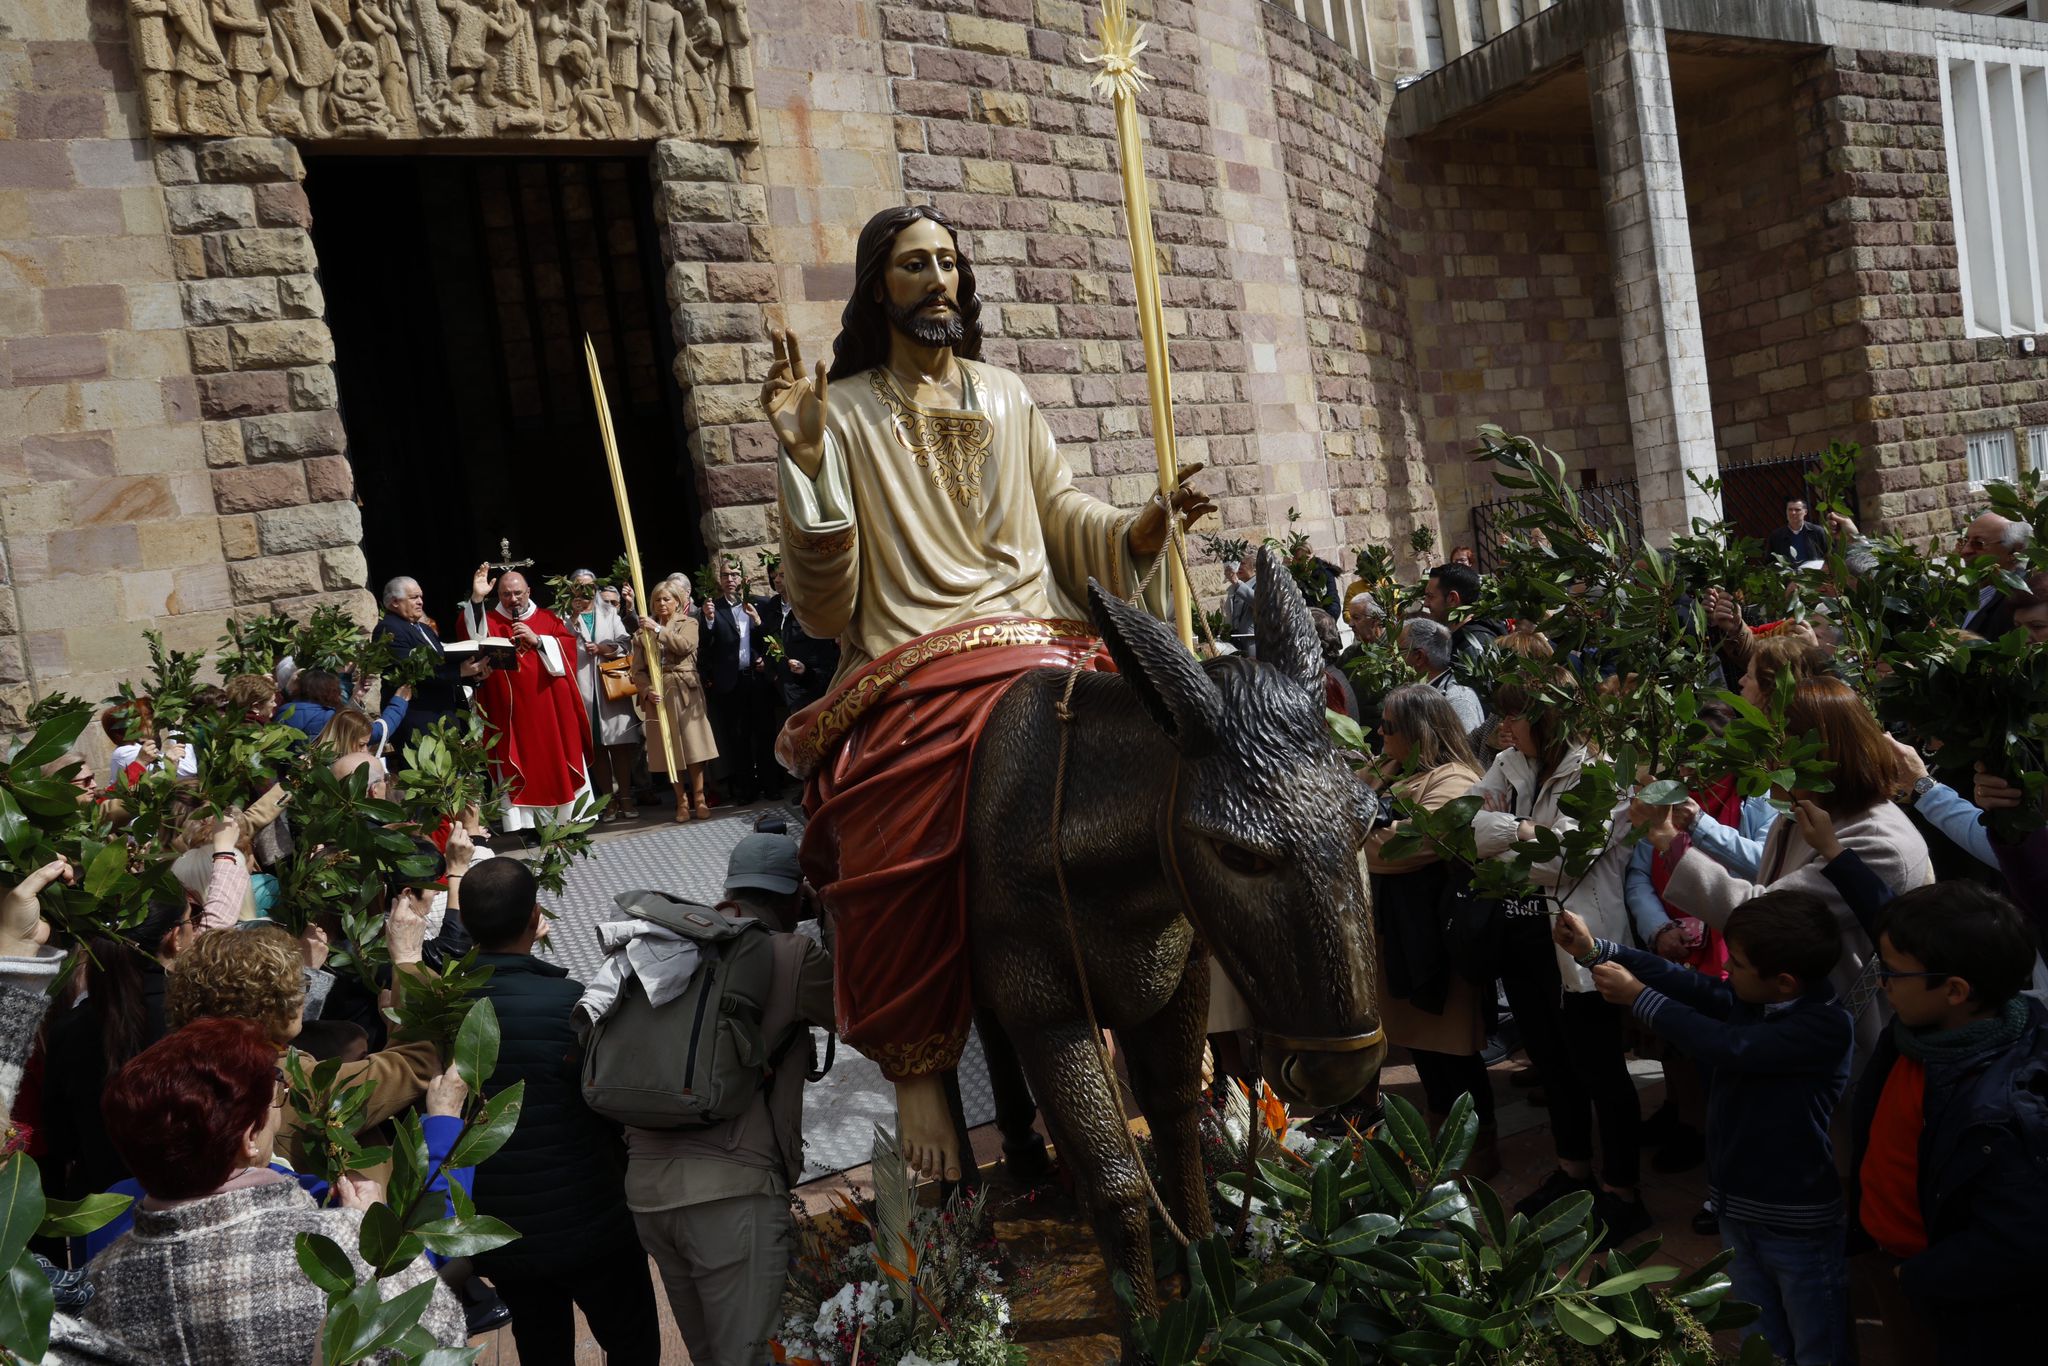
599;656;638;701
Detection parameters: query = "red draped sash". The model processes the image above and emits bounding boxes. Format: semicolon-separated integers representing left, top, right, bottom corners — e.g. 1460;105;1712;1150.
785;617;1109;1080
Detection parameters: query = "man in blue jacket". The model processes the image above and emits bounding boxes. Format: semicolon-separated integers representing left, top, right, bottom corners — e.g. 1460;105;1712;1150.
372;574;481;765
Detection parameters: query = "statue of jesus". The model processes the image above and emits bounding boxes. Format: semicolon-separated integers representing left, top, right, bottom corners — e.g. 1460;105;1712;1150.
765;205;1213;1183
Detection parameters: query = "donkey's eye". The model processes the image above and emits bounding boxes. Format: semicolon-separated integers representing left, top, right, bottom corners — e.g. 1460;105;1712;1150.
1211;839;1276;876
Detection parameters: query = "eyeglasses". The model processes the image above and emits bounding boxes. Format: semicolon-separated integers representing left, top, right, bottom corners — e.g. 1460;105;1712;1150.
1874;965;1952;985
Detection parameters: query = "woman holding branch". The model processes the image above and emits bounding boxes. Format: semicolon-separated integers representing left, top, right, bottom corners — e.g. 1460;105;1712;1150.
631;575;720;821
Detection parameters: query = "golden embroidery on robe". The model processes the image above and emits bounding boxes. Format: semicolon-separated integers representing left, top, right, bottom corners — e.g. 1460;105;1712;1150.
868;369;994;505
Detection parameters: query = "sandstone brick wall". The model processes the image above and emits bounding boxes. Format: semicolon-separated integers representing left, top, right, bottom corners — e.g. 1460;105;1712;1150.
1680;57;1863;470
1816;48;2048;543
0;0;233;725
1392;128;1632;548
1259;3;1433;561
158;135;373;624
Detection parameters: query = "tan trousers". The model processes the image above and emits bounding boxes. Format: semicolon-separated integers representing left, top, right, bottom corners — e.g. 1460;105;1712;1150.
633;1194;791;1366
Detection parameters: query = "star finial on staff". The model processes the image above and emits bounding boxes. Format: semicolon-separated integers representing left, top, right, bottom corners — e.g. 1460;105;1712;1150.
1084;0;1153;103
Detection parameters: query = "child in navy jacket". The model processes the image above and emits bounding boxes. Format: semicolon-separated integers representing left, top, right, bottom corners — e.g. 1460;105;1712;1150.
1555;891;1854;1366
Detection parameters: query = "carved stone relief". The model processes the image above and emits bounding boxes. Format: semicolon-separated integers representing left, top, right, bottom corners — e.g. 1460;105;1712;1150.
127;0;757;142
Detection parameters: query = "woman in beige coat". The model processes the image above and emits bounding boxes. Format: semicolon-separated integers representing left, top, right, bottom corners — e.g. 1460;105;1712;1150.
1364;683;1495;1176
631;575;721;820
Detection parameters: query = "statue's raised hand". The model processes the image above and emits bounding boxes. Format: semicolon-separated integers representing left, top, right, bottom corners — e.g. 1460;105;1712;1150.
763;329;828;480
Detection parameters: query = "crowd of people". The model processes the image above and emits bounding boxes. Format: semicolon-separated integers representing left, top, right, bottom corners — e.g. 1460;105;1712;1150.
4;473;2047;1366
375;556;839;833
1;766;831;1365
1280;494;2048;1365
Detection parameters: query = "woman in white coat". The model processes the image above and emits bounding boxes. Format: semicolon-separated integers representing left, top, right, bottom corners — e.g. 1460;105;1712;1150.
1464;636;1648;1242
566;570;644;820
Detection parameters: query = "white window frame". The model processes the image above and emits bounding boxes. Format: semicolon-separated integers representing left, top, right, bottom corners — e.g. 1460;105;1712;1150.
1967;428;2019;488
1940;42;2048;338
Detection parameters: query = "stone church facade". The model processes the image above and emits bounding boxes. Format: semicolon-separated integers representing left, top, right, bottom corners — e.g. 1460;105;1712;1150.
5;0;2048;722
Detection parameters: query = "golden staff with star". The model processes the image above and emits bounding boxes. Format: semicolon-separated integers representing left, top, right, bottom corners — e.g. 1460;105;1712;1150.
584;335;682;787
1087;0;1196;650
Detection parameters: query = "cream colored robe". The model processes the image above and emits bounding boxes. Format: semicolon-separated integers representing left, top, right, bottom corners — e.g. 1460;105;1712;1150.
778;359;1153;682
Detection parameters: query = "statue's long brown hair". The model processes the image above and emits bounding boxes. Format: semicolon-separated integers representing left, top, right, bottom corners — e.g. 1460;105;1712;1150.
828;205;984;381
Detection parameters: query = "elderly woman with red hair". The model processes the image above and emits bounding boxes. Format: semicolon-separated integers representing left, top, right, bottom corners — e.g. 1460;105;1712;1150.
78;1017;465;1362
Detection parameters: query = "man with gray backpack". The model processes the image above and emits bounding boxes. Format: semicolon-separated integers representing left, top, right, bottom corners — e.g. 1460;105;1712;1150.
575;852;833;1366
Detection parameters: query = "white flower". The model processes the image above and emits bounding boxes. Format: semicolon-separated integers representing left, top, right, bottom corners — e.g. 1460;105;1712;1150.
896;1355;960;1366
813;1280;896;1337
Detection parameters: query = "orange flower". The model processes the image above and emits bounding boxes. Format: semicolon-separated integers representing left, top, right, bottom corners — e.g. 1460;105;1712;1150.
1258;1081;1290;1141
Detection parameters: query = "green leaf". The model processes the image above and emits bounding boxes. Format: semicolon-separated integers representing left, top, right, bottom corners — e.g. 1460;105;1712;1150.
1586;1264;1678;1297
412;1214;520;1260
294;1232;358;1297
1310;1158;1340;1236
9;708;92;771
1531;1188;1595;1245
1637;778;1687;806
1230;1276;1314;1322
1381;1092;1431;1168
0;1155;47;1273
1418;1293;1493;1338
344;1278;438;1361
37;1191;131;1237
83;841;130;899
0;791;29;862
1552;1297;1616;1346
1469;1176;1508;1244
0;1249;56;1363
1431;1092;1478;1175
356;1200;422;1276
452;996;500;1094
446;1082;525;1169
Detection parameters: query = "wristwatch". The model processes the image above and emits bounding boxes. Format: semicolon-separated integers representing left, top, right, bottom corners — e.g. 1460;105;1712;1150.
1909;775;1936;802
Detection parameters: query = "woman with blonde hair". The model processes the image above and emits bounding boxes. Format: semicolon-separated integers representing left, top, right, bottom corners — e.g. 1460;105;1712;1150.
1366;684;1495;1173
630;574;721;821
315;706;388;797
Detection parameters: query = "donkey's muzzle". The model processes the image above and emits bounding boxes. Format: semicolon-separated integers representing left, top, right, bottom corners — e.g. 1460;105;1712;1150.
1262;1025;1387;1111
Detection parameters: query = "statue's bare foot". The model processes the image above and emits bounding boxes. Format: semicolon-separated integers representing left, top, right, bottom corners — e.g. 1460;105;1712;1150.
894;1075;961;1183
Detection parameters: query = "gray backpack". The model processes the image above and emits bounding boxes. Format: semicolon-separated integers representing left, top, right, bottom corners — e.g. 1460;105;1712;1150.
580;891;777;1130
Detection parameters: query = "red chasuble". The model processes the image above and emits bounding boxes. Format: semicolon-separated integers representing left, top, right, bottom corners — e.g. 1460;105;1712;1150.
455;602;589;814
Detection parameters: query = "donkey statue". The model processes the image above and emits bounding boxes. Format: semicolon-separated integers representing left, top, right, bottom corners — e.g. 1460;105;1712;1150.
966;548;1387;1344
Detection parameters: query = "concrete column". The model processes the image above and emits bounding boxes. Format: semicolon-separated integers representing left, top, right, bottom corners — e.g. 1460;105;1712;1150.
1585;4;1719;544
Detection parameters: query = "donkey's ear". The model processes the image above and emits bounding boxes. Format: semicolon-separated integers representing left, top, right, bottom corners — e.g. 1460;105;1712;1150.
1088;580;1222;755
1254;546;1323;695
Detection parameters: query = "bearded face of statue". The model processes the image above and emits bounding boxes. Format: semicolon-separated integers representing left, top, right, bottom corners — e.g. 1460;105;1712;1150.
878;217;965;351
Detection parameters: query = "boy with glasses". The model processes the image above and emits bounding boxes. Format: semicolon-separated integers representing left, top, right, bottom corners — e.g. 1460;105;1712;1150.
1850;882;2048;1362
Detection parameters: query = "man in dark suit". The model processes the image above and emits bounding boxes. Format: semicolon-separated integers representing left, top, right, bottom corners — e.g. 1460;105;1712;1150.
1765;496;1830;565
372;575;478;767
702;558;782;803
758;565;841;712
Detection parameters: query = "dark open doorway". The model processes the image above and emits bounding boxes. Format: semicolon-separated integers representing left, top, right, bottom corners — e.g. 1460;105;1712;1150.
304;152;700;618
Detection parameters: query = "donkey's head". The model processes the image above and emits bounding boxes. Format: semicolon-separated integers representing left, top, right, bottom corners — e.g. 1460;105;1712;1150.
1089;548;1385;1111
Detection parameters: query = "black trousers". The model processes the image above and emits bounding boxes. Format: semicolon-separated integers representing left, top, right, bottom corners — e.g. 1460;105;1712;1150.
708;675;783;799
1410;1047;1496;1127
1497;921;1641;1187
487;1238;662;1366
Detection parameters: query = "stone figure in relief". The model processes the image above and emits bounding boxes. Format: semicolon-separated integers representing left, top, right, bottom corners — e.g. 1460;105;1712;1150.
675;0;718;136
125;0;761;141
638;0;686;136
328;39;394;135
708;0;754;141
210;0;269;133
604;0;643;136
133;0;180;133
264;0;350;136
166;0;235;133
353;0;419;133
480;0;546;129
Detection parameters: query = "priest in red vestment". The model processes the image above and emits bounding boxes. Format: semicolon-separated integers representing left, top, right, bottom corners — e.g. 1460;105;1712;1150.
454;565;591;831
